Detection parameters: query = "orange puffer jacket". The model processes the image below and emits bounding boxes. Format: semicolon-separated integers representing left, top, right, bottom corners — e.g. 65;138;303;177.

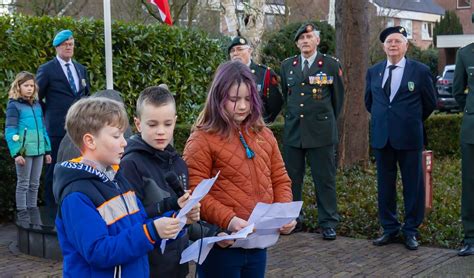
183;127;292;230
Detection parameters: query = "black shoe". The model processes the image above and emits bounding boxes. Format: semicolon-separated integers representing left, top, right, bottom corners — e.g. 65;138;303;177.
292;219;303;233
373;233;398;246
404;235;419;250
322;228;336;240
458;243;474;256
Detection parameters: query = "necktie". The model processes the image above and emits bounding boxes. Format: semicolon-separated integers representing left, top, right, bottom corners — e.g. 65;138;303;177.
303;59;310;79
65;63;77;94
383;65;397;98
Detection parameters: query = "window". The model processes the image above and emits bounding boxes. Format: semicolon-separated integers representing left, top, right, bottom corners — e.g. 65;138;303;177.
386;18;395;28
458;0;471;8
400;19;412;39
422;22;433;40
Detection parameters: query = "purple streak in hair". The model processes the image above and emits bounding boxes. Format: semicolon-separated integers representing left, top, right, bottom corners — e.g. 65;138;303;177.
196;61;264;137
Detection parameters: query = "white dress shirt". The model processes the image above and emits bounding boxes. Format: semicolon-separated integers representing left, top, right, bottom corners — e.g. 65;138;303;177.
382;57;406;102
56;55;80;92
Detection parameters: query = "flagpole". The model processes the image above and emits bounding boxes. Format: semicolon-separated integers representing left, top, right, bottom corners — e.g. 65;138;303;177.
103;0;113;89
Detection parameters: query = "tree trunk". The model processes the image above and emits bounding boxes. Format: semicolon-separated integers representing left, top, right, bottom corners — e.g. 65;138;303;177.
241;0;265;62
220;0;239;36
335;0;370;168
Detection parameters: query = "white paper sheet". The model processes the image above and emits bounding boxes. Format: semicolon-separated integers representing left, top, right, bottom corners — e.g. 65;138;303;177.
160;172;220;254
231;201;303;249
179;224;254;265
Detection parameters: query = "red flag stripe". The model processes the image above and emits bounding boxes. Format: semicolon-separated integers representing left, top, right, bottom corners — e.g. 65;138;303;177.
149;0;173;26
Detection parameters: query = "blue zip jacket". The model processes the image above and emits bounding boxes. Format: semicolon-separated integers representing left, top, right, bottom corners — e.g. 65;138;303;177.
5;98;51;157
53;160;173;278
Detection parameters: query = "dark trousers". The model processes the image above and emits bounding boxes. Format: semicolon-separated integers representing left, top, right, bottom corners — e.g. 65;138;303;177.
373;143;425;237
197;247;266;278
461;143;474;244
43;135;63;207
284;144;339;229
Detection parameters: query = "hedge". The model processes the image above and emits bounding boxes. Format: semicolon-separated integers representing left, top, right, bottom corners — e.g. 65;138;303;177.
0;14;226;127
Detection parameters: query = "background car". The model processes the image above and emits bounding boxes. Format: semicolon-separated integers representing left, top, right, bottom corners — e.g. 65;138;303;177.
436;64;459;112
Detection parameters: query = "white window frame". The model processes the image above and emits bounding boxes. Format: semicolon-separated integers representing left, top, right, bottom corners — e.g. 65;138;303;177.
457;0;471;9
422;22;433;40
400;19;413;39
386;18;395;28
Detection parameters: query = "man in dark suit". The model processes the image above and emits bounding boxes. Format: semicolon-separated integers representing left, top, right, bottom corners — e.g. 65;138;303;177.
228;36;283;123
365;26;436;250
280;23;344;239
453;14;474;256
37;29;90;207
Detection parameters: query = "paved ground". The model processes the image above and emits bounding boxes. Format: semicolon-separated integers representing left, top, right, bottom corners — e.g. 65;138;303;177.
1;222;474;277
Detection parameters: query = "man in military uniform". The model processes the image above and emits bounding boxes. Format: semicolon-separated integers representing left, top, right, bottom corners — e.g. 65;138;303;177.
228;36;283;123
280;23;344;239
453;14;474;256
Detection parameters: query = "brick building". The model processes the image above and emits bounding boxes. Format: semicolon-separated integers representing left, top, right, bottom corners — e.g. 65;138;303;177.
370;0;445;50
434;0;474;69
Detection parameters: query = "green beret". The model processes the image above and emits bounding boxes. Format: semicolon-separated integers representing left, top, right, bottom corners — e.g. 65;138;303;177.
227;36;249;54
53;29;73;47
379;26;407;43
294;23;317;41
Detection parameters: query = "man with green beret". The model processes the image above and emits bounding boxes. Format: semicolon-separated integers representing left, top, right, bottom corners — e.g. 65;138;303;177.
280;23;344;239
228;36;283;123
37;29;90;208
453;14;474;256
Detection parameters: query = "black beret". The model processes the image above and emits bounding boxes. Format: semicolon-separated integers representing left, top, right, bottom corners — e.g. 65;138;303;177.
379;26;407;43
294;23;318;41
227;36;249;54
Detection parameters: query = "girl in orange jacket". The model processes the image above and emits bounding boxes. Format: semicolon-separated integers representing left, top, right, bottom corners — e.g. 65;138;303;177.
183;61;296;277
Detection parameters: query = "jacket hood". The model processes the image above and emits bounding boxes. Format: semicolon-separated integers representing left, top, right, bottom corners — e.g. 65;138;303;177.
124;134;179;163
53;160;114;204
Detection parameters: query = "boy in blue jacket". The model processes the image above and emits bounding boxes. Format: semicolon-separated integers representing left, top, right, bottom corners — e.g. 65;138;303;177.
53;97;182;277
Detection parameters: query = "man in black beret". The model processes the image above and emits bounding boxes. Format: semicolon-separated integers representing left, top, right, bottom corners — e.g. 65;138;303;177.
228;36;283;123
280;22;345;239
365;26;436;250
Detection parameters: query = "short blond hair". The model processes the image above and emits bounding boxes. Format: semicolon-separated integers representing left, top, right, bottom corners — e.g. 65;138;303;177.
8;71;39;102
65;97;129;150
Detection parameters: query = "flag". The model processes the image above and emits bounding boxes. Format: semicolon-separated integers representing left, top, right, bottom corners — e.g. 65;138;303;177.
149;0;173;26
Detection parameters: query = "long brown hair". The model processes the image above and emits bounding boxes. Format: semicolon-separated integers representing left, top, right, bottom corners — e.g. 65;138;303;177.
194;61;265;138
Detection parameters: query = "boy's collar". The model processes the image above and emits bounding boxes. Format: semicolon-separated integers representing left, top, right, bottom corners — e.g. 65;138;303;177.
71;157;119;180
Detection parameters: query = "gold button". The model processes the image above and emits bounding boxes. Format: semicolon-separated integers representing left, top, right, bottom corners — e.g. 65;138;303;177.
300;114;304;118
301;83;305;86
300;104;304;107
312;88;317;93
300;93;304;96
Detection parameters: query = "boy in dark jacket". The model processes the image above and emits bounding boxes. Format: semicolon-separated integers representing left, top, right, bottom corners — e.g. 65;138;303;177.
53;97;183;277
119;86;216;277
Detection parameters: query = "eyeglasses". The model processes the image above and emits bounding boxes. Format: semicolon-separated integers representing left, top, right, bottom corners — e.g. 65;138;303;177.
384;39;405;45
230;46;250;54
59;42;75;48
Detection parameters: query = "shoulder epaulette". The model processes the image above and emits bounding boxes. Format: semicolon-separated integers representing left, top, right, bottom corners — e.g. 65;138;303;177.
282;55;298;62
323;53;340;63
